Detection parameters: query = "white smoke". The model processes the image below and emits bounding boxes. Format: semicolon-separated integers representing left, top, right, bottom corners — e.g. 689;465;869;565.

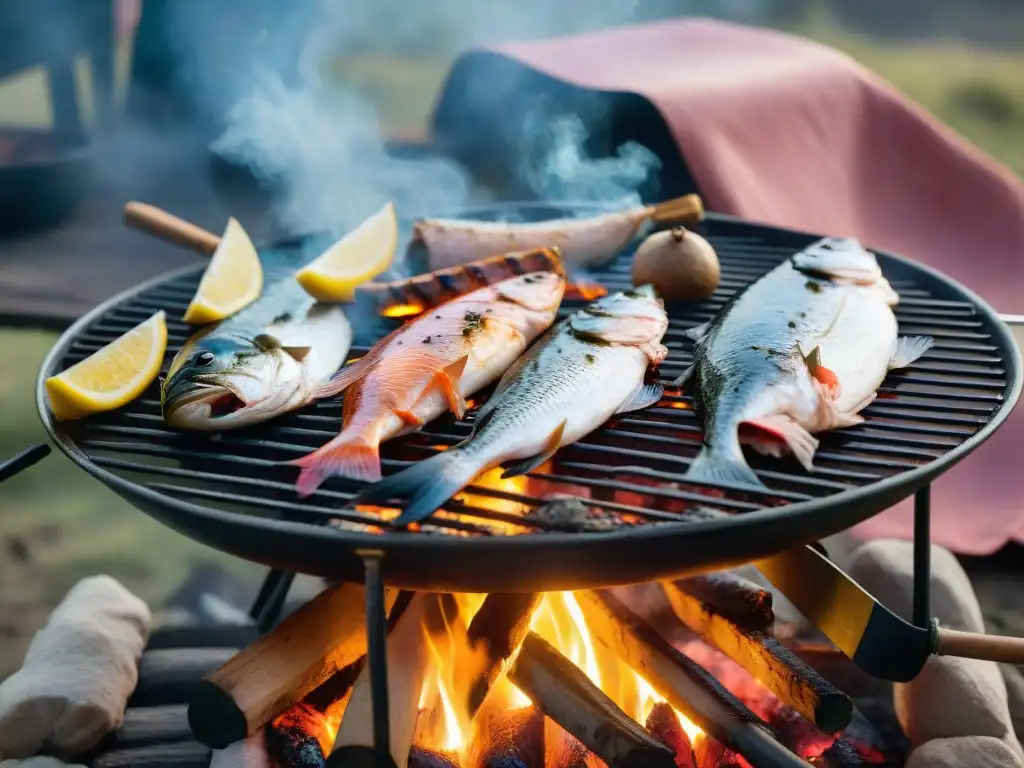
180;0;675;240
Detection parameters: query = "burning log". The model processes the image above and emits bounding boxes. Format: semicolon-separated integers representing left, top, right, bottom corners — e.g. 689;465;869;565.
670;572;774;632
188;584;405;749
660;581;853;734
355;247;566;317
328;594;452;768
508;632;676;768
462;593;543;717
576;590;803;767
646;702;696;768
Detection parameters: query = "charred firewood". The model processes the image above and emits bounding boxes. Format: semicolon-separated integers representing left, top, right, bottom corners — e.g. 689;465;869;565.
661;581;852;734
463;593;543;717
646;702;696;768
575;590;799;765
508;632;676;768
670;571;774;632
188;584;410;748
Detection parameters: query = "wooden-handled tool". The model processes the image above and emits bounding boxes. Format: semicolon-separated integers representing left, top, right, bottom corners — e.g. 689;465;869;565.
755;545;1024;681
124;201;222;256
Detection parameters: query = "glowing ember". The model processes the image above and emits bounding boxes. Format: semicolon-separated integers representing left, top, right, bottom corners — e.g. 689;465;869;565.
382;303;426;318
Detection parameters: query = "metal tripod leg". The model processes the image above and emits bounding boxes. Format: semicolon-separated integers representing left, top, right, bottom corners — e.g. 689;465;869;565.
912;484;931;629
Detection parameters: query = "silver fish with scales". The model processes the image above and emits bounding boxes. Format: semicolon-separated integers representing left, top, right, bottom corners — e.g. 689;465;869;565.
161;274;351;431
677;237;934;490
357;285;670;527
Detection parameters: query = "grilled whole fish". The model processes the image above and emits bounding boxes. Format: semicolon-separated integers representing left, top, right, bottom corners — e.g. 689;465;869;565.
679;237;933;490
357;285;669;527
162;269;352;432
290;271;566;496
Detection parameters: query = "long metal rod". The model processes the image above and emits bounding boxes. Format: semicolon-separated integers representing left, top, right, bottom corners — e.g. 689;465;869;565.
361;550;392;768
249;569;296;632
0;444;51;485
913;485;932;628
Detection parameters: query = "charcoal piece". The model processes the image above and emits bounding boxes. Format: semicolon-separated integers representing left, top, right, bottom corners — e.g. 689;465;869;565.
408;746;460;768
265;723;325;768
525;497;618;532
101;704;191;749
646;702;696;768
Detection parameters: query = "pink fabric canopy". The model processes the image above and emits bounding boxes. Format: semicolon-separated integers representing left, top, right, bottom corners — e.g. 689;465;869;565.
466;18;1024;552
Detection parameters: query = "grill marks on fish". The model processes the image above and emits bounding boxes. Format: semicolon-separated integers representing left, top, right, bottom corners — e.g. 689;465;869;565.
681;237;934;492
354;285;669;527
289;271;566;496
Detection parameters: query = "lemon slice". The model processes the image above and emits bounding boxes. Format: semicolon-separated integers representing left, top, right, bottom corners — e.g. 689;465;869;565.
45;311;168;421
296;202;398;302
182;217;263;324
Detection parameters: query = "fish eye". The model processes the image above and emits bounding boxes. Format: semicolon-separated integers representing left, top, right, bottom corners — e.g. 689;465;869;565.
194;351;215;366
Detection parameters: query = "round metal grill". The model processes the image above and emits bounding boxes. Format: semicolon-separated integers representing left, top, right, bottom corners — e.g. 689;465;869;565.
36;204;1021;592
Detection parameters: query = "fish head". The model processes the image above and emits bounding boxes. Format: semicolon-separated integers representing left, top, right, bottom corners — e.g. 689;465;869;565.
792;237;885;285
161;334;301;430
569;285;669;346
494;271;567;312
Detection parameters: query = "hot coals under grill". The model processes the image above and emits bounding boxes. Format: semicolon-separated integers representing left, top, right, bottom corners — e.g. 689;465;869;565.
36;205;1021;591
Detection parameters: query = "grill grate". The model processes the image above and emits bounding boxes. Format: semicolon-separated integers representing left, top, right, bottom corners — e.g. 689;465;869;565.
38;207;1021;591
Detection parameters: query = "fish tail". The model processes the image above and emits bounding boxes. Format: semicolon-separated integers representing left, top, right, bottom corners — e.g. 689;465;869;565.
357;448;481;528
290;434;382;497
685;444;766;491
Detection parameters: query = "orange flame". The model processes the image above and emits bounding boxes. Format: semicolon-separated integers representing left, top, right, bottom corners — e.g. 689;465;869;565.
566;281;608;301
381;303;425;318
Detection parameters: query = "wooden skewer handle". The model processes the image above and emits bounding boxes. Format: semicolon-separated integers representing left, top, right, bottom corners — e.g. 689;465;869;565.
124;201;222;255
935;628;1024;664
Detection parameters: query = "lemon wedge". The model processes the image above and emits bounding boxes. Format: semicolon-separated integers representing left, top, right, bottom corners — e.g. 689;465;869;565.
296;202;398;302
45;311;168;421
182;217;263;324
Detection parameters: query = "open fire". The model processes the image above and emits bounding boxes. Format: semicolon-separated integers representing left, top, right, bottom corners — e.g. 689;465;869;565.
223;467;891;768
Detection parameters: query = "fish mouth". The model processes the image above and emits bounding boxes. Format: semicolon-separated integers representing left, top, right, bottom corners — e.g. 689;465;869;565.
162;377;248;423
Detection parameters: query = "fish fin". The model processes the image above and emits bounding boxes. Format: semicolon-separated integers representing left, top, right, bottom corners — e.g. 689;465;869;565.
685;446;766;491
740;415;819;472
314;358;372;399
394;409;425;427
889;335;934;369
500;420;567;479
803;345;840;397
435;355;470;419
671;364;696;389
683;321;711;342
357;450;480;528
290;437;382;497
615;383;665;414
281;345;312;362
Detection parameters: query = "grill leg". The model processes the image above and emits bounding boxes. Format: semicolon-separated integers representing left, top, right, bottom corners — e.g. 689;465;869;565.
249;569;296;632
361;550;394;768
912;484;931;628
